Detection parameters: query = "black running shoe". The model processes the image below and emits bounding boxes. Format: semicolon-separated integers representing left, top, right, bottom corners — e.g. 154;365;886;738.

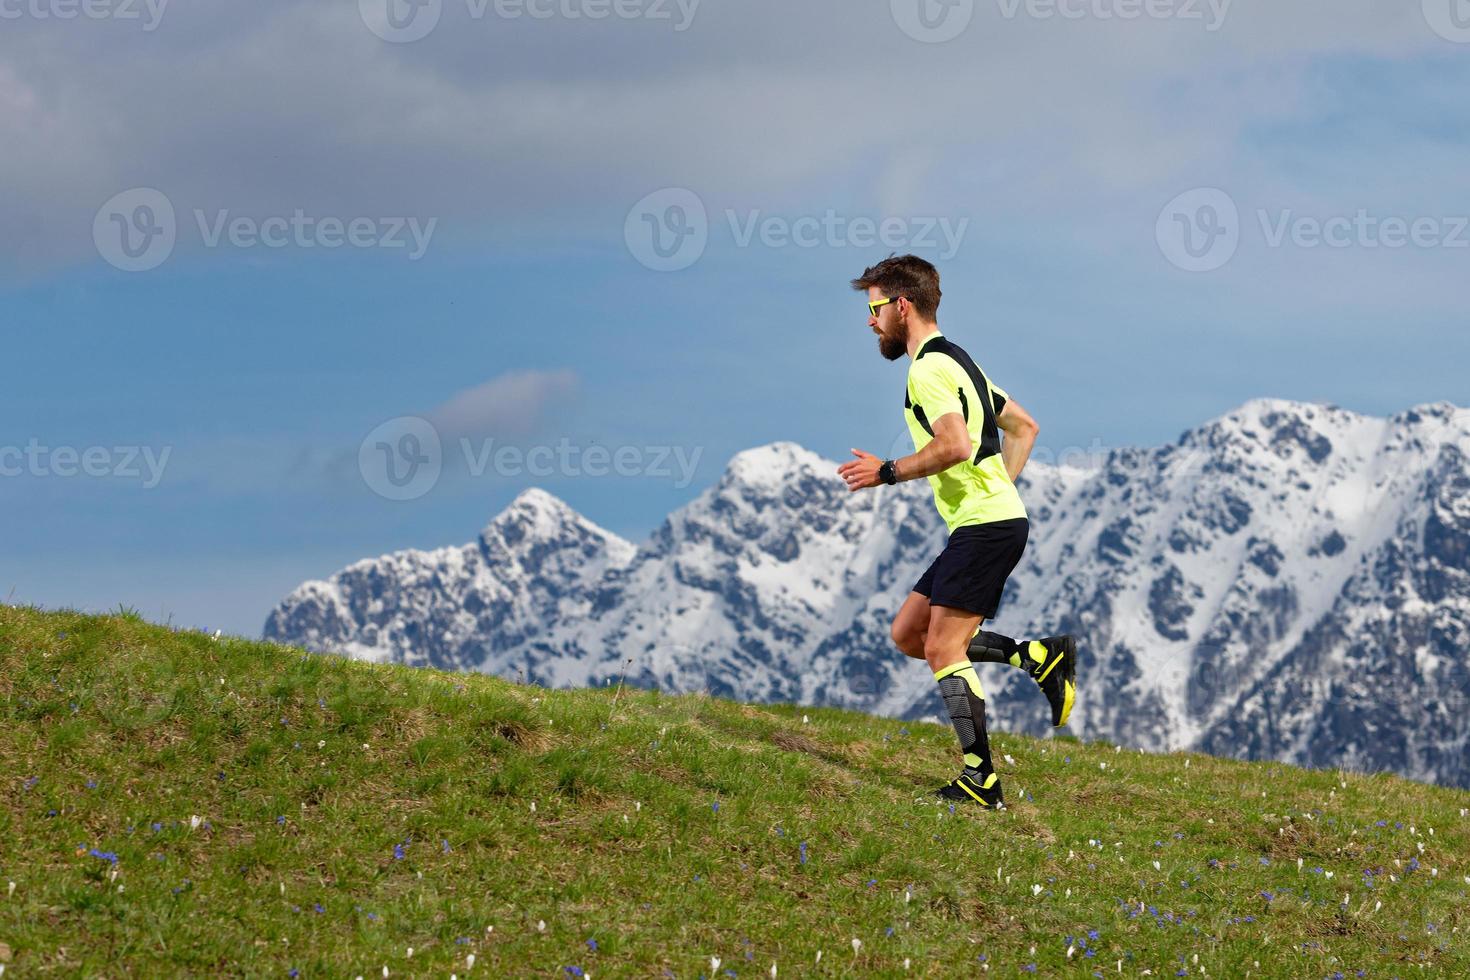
1027;636;1076;728
934;771;1005;809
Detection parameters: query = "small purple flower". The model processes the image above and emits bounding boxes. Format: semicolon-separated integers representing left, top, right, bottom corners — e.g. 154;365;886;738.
799;841;808;864
24;776;38;790
565;969;584;978
85;779;97;789
711;801;719;814
586;938;598;951
276;816;286;825
313;903;324;914
289;970;299;978
442;839;451;853
393;843;405;861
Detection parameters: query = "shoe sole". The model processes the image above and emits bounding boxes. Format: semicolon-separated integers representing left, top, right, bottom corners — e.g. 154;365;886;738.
934;777;1004;808
1040;636;1077;728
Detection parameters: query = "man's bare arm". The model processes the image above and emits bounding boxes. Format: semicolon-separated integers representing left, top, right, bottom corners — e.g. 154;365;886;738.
995;399;1039;482
893;413;971;481
836;413;971;491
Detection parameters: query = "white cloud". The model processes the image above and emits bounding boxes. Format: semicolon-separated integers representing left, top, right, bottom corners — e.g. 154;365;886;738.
427;369;579;441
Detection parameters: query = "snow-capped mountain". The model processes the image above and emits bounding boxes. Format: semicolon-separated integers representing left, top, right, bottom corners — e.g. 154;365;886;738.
264;399;1470;788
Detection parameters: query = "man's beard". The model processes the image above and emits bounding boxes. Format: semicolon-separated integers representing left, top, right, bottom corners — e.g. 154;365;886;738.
878;319;909;361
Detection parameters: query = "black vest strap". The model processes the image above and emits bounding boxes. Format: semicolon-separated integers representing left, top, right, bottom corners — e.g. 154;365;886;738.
910;337;1002;464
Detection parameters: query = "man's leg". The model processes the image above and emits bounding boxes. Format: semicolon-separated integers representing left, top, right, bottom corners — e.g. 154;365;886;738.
967;629;1032;668
926;605;1002;804
890;591;931;660
967;628;1078;729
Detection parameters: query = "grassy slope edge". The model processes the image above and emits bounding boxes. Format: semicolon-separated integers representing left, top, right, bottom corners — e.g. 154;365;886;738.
1;604;1466;977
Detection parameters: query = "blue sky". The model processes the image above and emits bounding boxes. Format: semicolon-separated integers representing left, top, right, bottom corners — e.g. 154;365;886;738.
2;1;1468;636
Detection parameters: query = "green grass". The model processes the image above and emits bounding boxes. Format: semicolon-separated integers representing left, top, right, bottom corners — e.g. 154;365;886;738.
1;604;1466;977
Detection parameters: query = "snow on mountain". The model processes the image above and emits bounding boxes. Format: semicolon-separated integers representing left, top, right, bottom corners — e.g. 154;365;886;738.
264;400;1470;788
262;487;634;671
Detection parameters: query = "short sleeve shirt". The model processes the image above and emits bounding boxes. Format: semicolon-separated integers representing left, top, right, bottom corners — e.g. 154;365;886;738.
904;331;1027;531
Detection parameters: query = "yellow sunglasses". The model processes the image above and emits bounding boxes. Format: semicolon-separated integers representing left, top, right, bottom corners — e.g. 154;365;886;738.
868;296;903;317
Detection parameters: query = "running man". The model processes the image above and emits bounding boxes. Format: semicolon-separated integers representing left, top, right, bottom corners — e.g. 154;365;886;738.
837;254;1077;810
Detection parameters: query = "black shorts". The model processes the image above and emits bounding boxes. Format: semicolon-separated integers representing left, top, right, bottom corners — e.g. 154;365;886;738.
912;518;1029;619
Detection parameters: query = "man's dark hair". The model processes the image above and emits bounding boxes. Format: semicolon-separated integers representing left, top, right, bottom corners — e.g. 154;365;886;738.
850;254;941;320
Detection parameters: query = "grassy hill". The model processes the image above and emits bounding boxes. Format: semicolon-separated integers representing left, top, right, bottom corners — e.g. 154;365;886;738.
1;604;1466;977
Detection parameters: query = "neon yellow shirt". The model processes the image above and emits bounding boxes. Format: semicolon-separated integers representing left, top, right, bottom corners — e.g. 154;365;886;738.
904;331;1027;531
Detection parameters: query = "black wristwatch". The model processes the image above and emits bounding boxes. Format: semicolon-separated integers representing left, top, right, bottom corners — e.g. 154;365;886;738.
878;459;898;485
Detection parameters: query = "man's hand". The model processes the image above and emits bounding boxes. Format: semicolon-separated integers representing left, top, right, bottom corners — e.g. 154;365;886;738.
837;448;883;492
